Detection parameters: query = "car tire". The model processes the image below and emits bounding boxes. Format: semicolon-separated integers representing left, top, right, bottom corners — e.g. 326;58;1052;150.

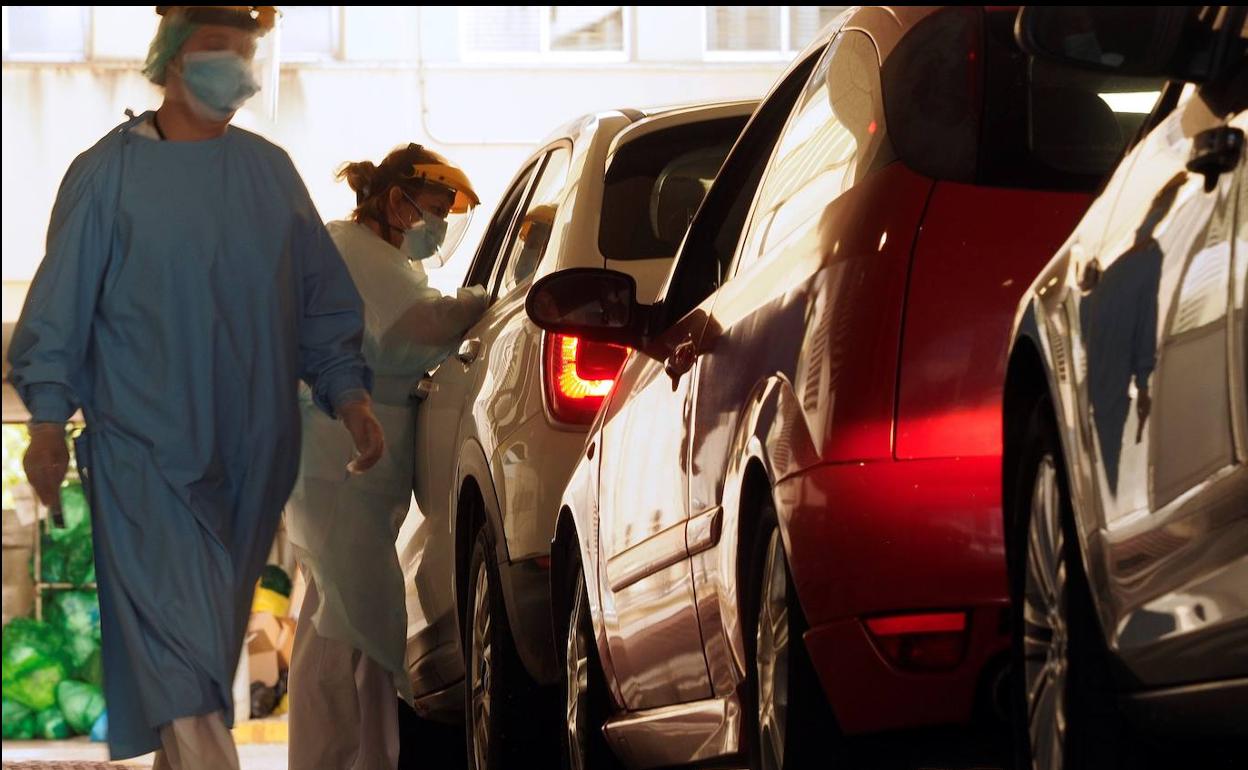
560;549;623;770
1009;397;1135;770
397;697;466;770
464;525;554;770
744;501;839;770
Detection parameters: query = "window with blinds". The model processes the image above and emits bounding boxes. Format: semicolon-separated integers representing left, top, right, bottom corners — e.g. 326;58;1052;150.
280;6;340;60
3;6;91;60
706;6;848;57
462;6;626;59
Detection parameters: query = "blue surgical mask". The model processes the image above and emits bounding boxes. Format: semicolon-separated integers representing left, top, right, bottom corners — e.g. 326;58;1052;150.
399;193;449;262
179;51;260;121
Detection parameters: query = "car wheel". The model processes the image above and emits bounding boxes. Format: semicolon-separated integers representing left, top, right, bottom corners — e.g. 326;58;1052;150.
1010;398;1129;770
561;550;621;770
746;502;838;770
465;525;552;769
397;697;466;770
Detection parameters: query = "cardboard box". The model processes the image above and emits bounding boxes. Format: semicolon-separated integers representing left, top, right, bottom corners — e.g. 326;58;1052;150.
249;650;279;689
246;612;282;687
276;617;297;671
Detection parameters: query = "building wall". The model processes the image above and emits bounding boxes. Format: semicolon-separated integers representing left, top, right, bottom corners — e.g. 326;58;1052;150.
2;6;805;313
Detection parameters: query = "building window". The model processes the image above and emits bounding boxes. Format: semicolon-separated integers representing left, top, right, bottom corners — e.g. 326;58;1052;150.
3;6;91;61
280;6;341;61
705;6;848;60
462;6;627;61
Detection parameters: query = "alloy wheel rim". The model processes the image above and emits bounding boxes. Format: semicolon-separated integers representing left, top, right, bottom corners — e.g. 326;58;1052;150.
470;560;493;770
565;573;591;770
756;529;791;770
1023;455;1069;770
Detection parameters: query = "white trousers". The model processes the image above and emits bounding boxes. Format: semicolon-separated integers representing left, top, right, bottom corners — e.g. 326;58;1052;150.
288;578;401;770
151;712;240;770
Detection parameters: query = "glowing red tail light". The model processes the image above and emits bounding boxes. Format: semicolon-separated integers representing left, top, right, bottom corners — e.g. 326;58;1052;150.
865;612;969;671
543;332;630;424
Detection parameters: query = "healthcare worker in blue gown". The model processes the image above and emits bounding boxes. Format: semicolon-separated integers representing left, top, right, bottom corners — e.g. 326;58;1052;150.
285;143;487;770
7;7;386;769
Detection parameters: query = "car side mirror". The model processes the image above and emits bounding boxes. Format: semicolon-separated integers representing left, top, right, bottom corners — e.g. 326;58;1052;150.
525;268;646;347
1016;6;1205;81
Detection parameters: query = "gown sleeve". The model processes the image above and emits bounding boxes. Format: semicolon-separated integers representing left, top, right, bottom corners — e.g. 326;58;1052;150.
291;180;374;417
7;149;117;423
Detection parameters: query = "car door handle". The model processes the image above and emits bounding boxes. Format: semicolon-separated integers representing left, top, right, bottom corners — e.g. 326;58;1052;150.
411;376;434;403
664;338;698;388
457;338;483;366
1187;126;1244;191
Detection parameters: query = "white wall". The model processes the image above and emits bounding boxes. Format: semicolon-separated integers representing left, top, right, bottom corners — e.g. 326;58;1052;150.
2;6;796;314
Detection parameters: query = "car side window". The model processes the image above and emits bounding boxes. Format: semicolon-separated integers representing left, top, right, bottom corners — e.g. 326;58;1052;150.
658;49;824;328
735;30;892;274
463;159;540;296
495;145;572;299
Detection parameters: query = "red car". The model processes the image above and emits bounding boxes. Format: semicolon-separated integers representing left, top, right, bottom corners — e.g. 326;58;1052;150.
528;6;1160;768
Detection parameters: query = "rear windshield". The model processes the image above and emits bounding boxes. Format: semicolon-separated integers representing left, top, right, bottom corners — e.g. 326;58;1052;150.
599;115;748;261
882;7;1163;192
980;8;1163;191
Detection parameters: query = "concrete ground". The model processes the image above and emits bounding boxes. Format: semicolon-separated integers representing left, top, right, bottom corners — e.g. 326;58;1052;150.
2;736;288;770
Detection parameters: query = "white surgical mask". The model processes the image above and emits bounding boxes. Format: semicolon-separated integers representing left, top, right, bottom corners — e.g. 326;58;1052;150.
398;193;448;262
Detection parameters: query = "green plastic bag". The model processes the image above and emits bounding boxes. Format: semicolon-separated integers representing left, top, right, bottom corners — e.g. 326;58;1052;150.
2;618;70;711
79;645;104;688
37;531;68;584
33;483;95;586
59;483;91;531
45;591;102;671
56;680;106;735
2;697;36;740
46;591;100;637
37;530;95;586
63;534;96;586
34;706;71;740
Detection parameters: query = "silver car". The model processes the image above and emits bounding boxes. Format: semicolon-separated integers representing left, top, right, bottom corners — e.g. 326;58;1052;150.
1005;7;1247;769
396;100;754;767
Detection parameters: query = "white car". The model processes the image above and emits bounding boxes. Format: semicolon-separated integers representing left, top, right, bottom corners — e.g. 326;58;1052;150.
396;100;754;766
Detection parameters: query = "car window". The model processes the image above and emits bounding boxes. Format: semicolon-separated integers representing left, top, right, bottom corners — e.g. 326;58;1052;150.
980;8;1163;189
735;29;893;273
495;145;572;298
878;6;1163;192
598;115;749;262
465;159;540;293
658;50;822;327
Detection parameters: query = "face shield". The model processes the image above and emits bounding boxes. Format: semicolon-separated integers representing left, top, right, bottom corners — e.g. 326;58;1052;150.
151;6;282;121
401;162;480;268
246;11;281;122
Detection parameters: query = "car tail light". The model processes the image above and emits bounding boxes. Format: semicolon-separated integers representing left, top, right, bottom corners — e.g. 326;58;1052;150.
864;612;968;671
542;332;630;425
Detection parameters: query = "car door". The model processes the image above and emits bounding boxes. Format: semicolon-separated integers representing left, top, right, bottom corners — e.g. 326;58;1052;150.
402;156;540;691
1078;37;1248;682
477;145;574;560
683;27;938;689
411;156;541;522
593;284;717;710
593;52;827;711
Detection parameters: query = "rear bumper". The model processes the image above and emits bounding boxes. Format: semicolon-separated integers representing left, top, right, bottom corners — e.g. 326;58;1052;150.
803;606;1009;734
776;456;1010;733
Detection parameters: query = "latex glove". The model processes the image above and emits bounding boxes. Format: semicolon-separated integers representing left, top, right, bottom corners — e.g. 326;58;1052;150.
24;423;70;506
339;397;385;474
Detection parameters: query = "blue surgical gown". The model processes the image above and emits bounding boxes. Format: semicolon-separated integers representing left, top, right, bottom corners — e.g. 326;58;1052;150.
6;111;372;760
